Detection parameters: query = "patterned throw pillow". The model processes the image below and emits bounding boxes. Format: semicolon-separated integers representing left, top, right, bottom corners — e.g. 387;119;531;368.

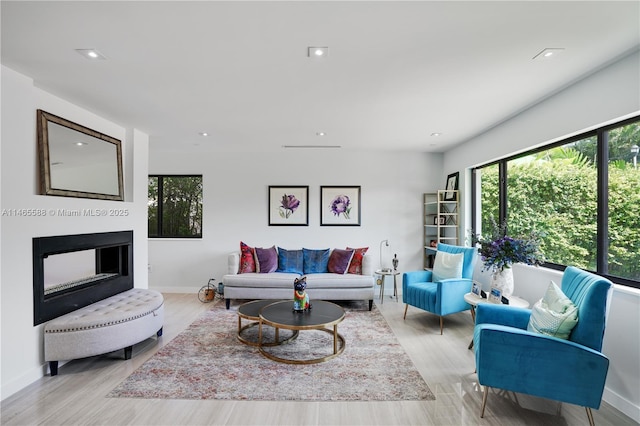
527;281;579;340
327;249;355;274
346;247;369;274
276;247;304;274
254;246;278;273
303;248;331;274
238;241;256;273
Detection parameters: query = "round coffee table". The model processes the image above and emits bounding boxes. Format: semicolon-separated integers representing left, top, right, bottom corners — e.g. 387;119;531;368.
237;300;298;347
258;300;345;364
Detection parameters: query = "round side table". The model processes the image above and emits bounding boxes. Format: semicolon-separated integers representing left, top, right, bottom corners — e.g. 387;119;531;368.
375;269;401;303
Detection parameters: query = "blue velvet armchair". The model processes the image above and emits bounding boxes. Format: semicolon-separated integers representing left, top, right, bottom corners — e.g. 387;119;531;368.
473;266;613;425
402;243;477;334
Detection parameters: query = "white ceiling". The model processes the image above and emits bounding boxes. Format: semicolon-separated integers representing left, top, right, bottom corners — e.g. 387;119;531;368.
2;1;639;153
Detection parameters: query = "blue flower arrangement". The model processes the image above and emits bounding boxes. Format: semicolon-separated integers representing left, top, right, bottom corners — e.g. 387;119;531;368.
470;220;545;272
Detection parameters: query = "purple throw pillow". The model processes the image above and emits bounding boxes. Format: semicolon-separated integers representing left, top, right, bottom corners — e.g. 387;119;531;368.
255;246;277;273
328;249;355;274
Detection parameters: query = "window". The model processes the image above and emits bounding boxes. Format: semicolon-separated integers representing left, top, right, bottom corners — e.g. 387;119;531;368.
148;175;203;238
472;116;640;288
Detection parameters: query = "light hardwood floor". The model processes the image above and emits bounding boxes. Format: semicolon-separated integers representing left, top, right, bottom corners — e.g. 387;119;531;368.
1;293;635;425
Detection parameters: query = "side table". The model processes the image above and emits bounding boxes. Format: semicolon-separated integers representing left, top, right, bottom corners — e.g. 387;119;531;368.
464;292;530;349
375;269;400;303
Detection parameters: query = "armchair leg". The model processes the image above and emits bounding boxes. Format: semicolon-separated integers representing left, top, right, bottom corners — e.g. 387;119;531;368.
403;304;409;320
439;316;444;335
586;407;595;426
480;386;489;418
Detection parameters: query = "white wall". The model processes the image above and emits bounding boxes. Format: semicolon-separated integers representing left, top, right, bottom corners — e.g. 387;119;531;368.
0;66;149;399
445;50;640;422
148;150;441;292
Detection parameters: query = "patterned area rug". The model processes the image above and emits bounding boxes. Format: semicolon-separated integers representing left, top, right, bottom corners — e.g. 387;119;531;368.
108;300;435;401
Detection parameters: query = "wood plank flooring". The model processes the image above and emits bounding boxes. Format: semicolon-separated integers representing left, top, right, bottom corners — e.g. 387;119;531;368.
1;293;635;425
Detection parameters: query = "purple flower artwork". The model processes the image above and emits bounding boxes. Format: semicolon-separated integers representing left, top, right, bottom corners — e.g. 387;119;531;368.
320;186;360;226
279;194;300;219
269;186;308;226
330;195;351;219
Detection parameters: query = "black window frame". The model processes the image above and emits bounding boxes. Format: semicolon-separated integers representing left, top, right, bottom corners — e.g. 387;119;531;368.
471;115;640;289
148;174;203;239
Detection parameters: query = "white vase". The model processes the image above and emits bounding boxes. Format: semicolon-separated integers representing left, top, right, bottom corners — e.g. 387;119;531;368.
490;268;514;298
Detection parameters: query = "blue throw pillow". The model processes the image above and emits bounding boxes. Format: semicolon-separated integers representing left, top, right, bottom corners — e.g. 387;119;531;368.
303;248;330;274
276;247;303;274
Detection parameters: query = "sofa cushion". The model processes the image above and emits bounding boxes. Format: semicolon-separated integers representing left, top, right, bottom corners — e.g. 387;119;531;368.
303;248;330;274
346;247;369;274
276;247;304;274
238;241;256;273
305;273;374;289
255;246;278;273
328;249;355;274
223;272;300;288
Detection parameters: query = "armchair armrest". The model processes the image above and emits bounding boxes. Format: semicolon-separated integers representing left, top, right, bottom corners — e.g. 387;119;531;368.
437;278;473;315
403;270;433;284
361;254;374;276
227;252;239;275
475;303;531;330
474;324;609;409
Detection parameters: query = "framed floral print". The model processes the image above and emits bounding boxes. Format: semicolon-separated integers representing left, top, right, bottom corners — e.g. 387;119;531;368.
268;186;309;226
320;186;361;226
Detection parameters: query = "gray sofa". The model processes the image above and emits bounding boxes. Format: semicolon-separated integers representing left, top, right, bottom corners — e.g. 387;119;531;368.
222;252;375;310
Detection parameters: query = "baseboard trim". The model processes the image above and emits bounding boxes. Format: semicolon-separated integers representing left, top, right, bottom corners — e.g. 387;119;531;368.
1;361;66;402
151;286;200;294
603;386;640;423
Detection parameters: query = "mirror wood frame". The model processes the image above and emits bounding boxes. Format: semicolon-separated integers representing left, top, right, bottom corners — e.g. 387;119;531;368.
37;109;124;201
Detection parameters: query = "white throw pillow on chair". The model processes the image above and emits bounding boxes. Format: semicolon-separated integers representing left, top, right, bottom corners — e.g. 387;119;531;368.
432;251;464;282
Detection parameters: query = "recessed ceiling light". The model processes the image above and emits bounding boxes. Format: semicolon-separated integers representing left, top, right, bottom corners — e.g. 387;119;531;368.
532;48;565;60
199;132;208;137
308;47;329;58
430;132;442;137
316;132;326;136
74;142;88;146
75;49;107;60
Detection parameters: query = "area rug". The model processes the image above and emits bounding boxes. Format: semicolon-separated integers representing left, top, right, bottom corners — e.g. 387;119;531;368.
107;300;435;401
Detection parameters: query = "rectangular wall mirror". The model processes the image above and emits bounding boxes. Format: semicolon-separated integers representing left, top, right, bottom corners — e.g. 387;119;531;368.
37;109;124;201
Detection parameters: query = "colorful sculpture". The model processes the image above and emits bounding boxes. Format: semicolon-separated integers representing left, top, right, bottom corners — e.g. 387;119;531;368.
293;276;311;312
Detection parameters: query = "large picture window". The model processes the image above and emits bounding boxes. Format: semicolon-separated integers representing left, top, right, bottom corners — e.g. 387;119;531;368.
148;175;203;238
473;116;639;288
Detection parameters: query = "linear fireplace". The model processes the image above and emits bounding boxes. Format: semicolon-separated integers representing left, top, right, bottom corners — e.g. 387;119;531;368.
33;230;133;325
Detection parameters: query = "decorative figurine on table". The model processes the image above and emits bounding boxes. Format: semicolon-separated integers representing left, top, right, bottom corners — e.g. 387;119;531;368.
293;276;311;312
392;254;399;271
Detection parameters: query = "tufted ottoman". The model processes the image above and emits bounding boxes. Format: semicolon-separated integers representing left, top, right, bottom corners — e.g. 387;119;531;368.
44;288;164;376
